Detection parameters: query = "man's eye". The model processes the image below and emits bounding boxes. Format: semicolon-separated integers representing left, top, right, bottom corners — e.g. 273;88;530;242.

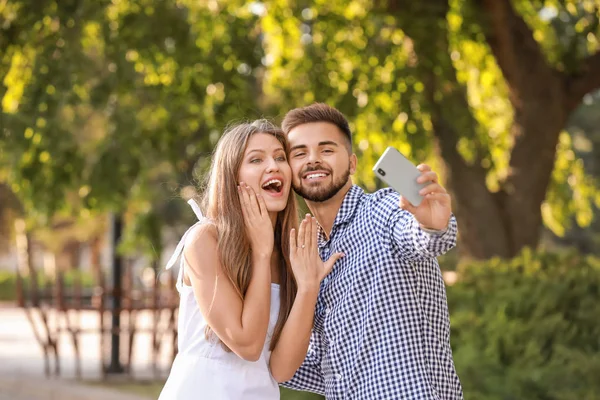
293;152;306;157
323;149;333;153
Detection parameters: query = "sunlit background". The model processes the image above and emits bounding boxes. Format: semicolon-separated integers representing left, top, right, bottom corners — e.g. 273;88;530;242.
1;1;600;399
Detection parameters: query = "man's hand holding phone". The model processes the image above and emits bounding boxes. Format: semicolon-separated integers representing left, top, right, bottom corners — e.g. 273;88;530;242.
372;146;451;232
399;164;451;232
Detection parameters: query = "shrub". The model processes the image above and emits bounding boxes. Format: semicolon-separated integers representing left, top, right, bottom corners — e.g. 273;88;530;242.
0;270;17;301
448;249;600;400
0;269;96;302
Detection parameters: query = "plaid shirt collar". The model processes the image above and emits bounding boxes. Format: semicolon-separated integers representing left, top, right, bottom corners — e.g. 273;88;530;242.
317;184;364;245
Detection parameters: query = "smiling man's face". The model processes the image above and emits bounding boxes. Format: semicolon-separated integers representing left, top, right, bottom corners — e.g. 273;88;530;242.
287;122;356;202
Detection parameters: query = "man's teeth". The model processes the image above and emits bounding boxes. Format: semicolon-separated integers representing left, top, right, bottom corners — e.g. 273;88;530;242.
306;173;327;180
262;179;282;188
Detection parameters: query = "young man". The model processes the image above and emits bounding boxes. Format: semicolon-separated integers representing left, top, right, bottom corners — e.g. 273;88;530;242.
280;103;463;399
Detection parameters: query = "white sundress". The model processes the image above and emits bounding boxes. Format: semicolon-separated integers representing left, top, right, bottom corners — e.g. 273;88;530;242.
158;199;281;400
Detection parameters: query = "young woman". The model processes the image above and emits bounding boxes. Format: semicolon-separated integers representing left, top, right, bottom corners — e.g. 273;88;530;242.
158;120;343;399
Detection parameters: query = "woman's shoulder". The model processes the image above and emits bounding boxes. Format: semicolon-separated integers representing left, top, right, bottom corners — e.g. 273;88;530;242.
182;221;221;276
184;220;218;248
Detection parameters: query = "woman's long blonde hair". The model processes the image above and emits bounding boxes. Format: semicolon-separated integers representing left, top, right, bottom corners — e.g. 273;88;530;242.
199;120;298;350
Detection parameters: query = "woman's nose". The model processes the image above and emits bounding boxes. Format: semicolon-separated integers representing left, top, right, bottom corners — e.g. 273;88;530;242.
265;157;280;173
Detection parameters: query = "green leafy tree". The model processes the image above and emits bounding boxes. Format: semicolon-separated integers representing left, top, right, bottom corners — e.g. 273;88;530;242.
3;1;600;261
262;0;600;259
1;0;264;258
552;90;600;254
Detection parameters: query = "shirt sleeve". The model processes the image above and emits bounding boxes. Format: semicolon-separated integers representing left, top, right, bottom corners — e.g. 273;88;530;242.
372;189;457;261
279;330;325;395
391;211;457;261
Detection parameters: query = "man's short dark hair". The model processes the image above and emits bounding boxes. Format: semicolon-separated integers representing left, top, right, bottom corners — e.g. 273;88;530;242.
281;103;352;153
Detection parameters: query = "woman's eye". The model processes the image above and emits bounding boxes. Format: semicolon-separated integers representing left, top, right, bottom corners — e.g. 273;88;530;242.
250;158;261;163
276;156;287;161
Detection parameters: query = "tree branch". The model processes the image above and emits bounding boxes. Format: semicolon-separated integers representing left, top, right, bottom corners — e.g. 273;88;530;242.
476;0;566;204
476;0;559;103
564;51;600;111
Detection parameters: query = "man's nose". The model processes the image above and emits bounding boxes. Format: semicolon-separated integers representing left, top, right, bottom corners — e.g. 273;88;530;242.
307;150;322;165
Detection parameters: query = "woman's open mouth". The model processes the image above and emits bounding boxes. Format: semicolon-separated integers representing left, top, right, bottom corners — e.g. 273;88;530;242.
261;178;284;196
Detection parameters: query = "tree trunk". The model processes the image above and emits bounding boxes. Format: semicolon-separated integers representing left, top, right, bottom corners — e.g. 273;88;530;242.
387;0;600;259
425;40;568;259
475;0;569;257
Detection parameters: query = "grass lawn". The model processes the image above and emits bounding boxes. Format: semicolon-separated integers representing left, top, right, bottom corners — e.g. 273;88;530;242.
281;387;324;399
84;380;164;398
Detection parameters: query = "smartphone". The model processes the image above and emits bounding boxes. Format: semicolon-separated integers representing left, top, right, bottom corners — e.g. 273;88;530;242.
372;146;426;206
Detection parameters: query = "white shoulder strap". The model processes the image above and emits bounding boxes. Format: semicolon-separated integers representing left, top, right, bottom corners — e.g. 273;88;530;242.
165;199;205;270
187;198;204;220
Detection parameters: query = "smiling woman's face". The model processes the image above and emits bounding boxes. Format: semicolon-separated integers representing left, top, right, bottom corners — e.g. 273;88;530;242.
238;132;292;212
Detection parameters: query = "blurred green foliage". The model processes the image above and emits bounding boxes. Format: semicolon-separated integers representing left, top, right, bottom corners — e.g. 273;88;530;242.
0;269;17;301
448;249;600;399
554;90;600;255
1;0;265;259
263;0;600;258
1;1;262;215
1;0;599;259
1;4;598;396
0;269;95;301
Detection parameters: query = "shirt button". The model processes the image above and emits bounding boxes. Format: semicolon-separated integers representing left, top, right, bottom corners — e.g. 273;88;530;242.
323;277;329;285
334;373;342;381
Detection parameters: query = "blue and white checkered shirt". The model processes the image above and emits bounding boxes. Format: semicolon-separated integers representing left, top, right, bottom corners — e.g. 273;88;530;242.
282;185;463;399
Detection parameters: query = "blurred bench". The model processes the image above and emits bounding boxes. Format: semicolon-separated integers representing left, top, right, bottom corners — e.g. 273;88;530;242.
16;260;180;380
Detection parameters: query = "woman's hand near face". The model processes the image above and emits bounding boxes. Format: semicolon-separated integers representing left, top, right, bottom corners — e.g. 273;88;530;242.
238;182;274;259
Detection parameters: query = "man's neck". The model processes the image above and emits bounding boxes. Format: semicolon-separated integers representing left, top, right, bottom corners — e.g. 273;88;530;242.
306;181;353;240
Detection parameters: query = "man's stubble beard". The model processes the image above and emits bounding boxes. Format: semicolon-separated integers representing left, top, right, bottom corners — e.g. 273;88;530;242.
293;164;351;203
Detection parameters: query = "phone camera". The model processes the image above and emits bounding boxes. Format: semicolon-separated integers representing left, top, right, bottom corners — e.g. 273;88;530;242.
377;168;386;176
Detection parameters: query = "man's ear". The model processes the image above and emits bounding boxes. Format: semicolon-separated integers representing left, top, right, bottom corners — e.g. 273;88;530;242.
349;153;358;175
